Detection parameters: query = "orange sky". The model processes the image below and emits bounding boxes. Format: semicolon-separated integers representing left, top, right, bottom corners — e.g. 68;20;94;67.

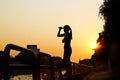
0;0;104;63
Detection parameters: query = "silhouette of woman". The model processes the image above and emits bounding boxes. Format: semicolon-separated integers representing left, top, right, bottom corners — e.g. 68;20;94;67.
57;25;72;76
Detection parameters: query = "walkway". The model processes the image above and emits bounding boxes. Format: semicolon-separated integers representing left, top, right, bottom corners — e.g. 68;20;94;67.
83;71;120;80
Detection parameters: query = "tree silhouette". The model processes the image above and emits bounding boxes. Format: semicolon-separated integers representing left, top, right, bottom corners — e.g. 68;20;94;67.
91;31;109;65
15;52;35;64
99;0;120;39
99;0;120;71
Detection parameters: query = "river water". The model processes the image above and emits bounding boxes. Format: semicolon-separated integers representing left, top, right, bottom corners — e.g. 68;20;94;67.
10;75;32;80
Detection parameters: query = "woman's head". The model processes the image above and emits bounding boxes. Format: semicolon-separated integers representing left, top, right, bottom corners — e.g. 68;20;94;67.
63;25;71;32
63;25;72;39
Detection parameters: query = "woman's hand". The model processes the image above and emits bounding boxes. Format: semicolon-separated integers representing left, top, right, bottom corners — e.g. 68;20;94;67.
58;27;62;30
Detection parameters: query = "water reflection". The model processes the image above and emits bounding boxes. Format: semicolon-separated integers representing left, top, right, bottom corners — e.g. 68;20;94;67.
10;72;60;80
10;74;32;80
40;73;47;80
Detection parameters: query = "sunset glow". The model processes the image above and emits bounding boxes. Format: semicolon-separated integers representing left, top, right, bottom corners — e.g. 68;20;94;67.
92;42;98;50
0;0;104;62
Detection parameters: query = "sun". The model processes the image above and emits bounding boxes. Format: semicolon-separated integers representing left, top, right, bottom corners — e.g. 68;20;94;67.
92;42;98;49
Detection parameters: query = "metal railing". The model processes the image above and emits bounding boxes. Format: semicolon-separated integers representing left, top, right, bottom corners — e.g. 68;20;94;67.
2;44;40;80
0;43;81;80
